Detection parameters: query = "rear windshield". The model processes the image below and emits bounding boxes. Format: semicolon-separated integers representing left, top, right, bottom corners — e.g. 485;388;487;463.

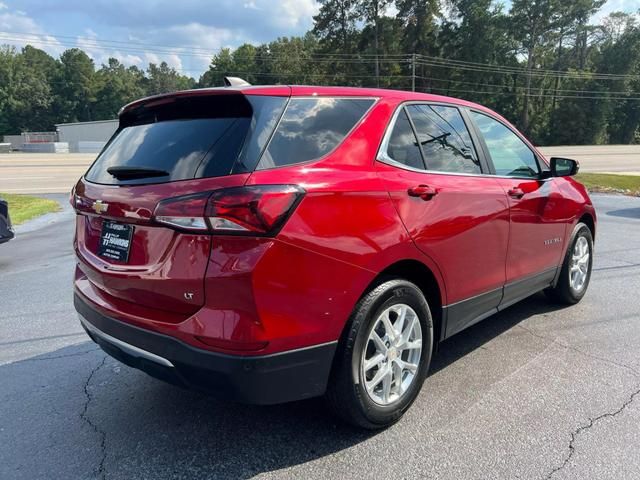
256;97;375;169
85;94;287;185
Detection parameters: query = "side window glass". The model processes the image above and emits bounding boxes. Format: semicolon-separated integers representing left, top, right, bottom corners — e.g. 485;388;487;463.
470;111;539;178
406;104;481;174
385;108;424;170
257;98;374;170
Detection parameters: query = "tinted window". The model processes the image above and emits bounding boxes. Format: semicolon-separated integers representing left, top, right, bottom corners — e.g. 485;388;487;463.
386;108;424;169
470;111;539;178
257;98;374;169
406;104;480;174
85;95;286;185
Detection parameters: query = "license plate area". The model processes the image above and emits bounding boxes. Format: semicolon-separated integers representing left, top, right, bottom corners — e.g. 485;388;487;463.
98;221;134;263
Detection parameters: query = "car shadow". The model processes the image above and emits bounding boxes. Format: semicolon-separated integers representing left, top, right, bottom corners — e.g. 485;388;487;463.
3;292;568;479
430;292;569;375
606;207;640;219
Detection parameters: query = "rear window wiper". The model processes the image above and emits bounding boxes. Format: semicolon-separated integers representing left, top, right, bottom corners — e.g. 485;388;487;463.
106;166;170;180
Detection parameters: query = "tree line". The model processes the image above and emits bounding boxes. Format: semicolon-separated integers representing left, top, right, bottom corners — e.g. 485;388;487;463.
1;0;639;146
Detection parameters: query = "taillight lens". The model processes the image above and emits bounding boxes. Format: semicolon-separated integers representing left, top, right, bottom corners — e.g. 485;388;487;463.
206;185;304;235
154;192;210;231
153;185;304;236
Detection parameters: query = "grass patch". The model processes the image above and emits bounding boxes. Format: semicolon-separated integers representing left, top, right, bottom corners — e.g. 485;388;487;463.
576;173;640;196
1;193;61;225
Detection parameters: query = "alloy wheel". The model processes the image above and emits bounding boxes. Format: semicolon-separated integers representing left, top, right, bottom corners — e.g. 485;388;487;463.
360;304;423;406
569;236;590;291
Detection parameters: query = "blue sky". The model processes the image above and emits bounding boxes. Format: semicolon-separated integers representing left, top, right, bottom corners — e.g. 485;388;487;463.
0;0;637;78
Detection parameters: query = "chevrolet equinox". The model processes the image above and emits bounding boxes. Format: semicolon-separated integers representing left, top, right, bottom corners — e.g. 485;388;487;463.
72;83;596;429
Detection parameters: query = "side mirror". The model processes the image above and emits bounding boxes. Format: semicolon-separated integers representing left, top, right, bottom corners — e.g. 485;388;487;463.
550;157;579;177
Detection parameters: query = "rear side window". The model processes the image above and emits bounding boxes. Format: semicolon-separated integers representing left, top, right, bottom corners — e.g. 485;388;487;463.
406;104;481;174
85;95;286;185
386;109;424;170
256;97;375;170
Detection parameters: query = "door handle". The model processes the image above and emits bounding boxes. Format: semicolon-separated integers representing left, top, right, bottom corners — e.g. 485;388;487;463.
408;184;439;201
508;187;525;199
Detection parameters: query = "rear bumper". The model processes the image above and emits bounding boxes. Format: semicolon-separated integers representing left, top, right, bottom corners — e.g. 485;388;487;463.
75;294;337;405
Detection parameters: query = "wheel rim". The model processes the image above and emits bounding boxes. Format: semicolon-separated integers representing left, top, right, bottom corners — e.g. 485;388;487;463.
361;304;422;406
569;236;590;292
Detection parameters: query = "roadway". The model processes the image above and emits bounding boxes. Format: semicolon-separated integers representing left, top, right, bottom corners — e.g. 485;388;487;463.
0;145;639;194
1;194;639;479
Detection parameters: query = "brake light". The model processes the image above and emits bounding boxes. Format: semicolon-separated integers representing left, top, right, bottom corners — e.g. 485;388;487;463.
153;185;305;235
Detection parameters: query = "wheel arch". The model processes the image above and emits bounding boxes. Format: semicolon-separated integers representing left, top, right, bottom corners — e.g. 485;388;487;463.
360;259;445;346
579;212;596;241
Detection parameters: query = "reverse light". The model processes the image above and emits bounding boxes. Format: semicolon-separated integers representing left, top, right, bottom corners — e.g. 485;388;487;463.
153;192;210;231
153;185;305;236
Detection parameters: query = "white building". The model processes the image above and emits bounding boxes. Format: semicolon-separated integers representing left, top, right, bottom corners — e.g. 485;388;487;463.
55;119;118;153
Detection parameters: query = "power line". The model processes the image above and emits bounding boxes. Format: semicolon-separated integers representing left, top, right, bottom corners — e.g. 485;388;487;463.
415;58;639;81
414;54;638;79
4;30;640;81
418;85;640;101
414;75;638;96
4;30;640;83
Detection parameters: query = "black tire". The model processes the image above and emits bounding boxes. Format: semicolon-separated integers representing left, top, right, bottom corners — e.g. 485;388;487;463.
325;279;434;429
545;222;594;305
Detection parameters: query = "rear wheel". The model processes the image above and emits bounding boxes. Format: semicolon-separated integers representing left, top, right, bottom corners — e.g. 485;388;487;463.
326;279;434;429
545;222;593;305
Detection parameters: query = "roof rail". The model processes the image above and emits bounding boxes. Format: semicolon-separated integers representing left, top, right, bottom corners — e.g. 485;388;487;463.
223;76;252;87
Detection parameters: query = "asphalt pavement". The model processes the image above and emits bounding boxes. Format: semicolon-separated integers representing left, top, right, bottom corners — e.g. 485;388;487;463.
1;194;639;479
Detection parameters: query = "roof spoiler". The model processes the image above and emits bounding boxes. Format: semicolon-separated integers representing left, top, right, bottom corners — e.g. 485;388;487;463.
224;76;252;87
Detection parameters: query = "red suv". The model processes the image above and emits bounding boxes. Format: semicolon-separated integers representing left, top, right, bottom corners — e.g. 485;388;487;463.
73;84;595;428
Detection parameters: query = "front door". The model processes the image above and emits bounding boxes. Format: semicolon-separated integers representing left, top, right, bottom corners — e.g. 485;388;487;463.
377;103;510;337
468;110;567;306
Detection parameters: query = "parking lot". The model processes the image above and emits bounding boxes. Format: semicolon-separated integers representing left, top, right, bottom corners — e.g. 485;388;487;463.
1;193;639;479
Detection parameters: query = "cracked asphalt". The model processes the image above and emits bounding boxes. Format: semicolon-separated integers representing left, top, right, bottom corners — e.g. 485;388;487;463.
1;193;639;480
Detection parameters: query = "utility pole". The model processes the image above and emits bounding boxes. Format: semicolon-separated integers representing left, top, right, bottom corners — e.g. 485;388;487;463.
411;53;416;92
374;17;380;88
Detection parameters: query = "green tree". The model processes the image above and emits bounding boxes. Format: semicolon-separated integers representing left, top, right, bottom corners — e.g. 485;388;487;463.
53;48;97;123
145;62;194;96
358;16;405;88
437;0;514;110
199;48;235;87
313;0;358;53
395;0;440;92
94;58;146;119
0;46;56;133
356;0;392;87
599;15;640;143
395;0;440;53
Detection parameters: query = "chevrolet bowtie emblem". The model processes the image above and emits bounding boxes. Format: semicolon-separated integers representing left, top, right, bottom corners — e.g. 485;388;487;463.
92;200;109;214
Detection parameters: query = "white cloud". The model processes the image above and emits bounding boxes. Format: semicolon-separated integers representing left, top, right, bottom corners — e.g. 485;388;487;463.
243;1;260;10
1;0;323;76
277;0;318;29
0;8;64;56
156;22;239;73
592;0;639;24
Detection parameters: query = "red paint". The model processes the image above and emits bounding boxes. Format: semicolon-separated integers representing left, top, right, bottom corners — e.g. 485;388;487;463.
73;86;596;356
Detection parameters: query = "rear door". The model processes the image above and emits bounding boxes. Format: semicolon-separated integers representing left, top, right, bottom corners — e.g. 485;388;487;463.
467;110;567;305
74;92;288;316
377;103;510;337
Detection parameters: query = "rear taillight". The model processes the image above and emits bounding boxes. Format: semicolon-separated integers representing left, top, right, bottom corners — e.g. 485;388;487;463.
154;192;210;231
153;185;305;236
